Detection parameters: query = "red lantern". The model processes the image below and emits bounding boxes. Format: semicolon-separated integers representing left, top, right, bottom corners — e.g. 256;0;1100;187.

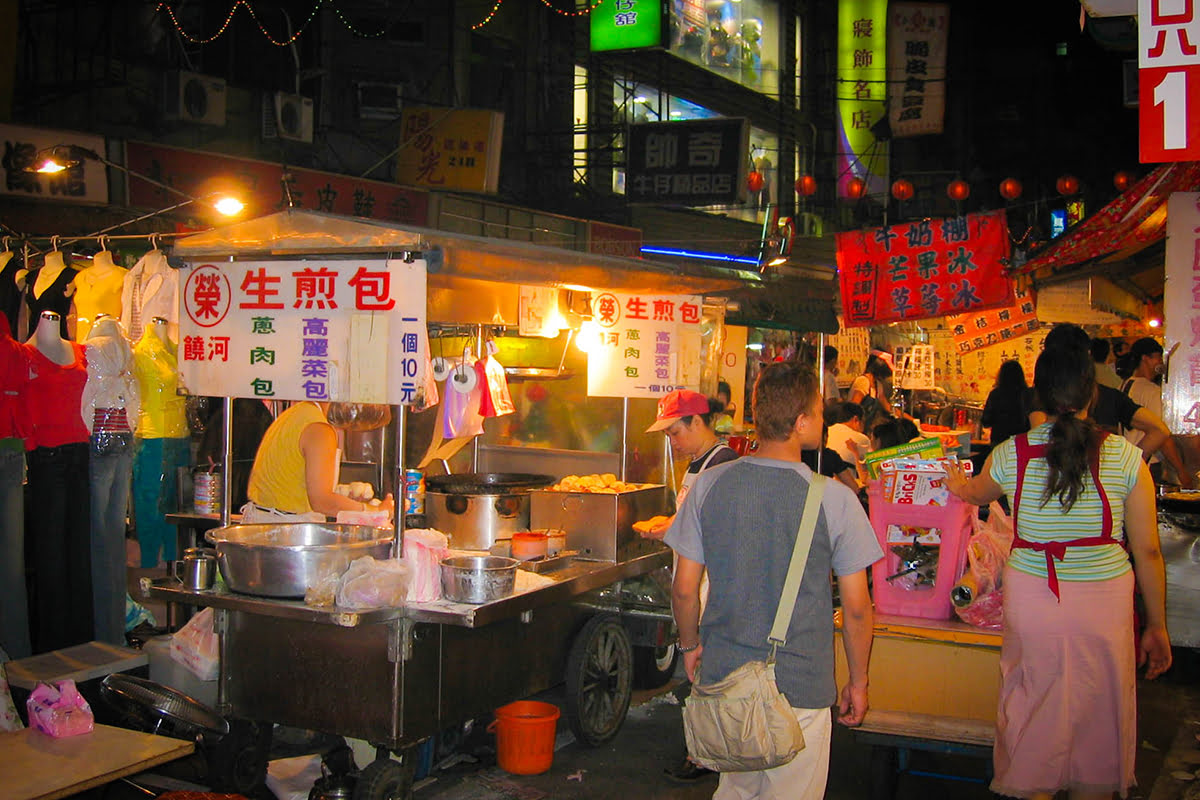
1113;171;1133;192
947;179;970;201
747;170;764;193
1056;175;1079;196
845;176;867;200
999;178;1023;201
795;174;817;197
891;178;914;201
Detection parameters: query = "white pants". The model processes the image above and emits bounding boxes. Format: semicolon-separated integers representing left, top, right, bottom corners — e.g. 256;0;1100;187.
238;501;324;524
712;707;833;800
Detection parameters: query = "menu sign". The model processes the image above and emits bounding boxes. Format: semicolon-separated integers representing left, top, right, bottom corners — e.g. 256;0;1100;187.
586;292;703;398
893;344;935;390
887;3;949;137
1163;193;1200;432
945;286;1039;353
178;258;427;405
836;210;1013;327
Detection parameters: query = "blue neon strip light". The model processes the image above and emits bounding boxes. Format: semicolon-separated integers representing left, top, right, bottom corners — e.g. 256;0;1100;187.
640;246;760;266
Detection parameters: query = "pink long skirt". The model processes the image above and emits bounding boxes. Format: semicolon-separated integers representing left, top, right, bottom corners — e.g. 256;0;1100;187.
991;567;1137;799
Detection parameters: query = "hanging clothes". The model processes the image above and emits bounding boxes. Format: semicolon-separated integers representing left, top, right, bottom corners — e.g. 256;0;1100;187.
0;316;30;657
24;260;78;340
0;253;23;339
73;254;127;342
120;250;178;341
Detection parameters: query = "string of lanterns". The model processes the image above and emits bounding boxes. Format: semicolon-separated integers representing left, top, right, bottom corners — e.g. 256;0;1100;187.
474;0;601;29
155;0;391;44
774;170;1139;202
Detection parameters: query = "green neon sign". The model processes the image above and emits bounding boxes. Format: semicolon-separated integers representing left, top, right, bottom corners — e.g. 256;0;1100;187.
590;0;663;53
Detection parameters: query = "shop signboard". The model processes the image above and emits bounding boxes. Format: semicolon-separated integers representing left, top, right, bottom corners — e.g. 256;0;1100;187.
1163;192;1200;432
887;3;949;138
1137;0;1200;163
893;344;935;390
591;0;665;52
945;286;1039;354
178;258;428;405
0;124;108;205
395;107;504;193
625;118;748;206
837;0;889;198
125;142;430;226
586;291;703;398
836;210;1013;327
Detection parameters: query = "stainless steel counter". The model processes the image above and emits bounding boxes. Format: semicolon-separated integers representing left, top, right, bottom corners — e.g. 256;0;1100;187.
1158;514;1200;648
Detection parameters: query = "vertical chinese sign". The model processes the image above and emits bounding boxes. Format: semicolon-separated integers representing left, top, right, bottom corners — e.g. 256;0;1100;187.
886;3;949;137
1163;192;1200;432
590;0;664;51
396;107;504;193
586;292;703;398
179;259;427;405
836;210;1013;327
837;0;889;197
1138;0;1200;163
626;118;749;206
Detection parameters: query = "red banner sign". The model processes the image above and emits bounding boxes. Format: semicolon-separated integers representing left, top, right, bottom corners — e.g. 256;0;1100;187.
946;286;1038;354
836;210;1013;327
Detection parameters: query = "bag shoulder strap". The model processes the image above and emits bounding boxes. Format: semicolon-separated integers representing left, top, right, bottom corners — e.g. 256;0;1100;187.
768;474;827;653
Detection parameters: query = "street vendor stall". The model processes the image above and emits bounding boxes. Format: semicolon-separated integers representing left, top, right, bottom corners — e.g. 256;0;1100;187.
139;209;787;799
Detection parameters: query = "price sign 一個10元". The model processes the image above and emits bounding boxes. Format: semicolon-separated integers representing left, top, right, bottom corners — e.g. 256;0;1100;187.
1138;0;1200;163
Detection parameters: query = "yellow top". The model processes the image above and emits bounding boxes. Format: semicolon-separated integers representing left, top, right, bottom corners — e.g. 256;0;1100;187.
73;265;127;341
132;328;188;438
247;402;328;514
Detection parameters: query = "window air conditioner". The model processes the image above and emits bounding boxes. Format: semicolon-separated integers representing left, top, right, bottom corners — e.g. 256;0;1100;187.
164;71;227;126
356;82;404;120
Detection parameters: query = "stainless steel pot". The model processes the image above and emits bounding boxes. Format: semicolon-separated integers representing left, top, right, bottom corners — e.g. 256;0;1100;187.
424;473;554;550
440;555;518;604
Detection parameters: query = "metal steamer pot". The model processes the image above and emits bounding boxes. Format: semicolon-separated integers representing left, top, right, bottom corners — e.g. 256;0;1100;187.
424;472;555;550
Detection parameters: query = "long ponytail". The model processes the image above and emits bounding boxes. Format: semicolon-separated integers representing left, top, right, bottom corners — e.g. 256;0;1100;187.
1034;346;1100;511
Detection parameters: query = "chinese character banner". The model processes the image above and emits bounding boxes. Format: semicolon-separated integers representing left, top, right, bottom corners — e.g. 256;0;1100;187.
1164;192;1200;433
837;0;890;197
625;118;749;206
945;286;1038;354
586;292;703;398
887;3;949;137
178;258;427;405
395;107;503;193
836;209;1013;327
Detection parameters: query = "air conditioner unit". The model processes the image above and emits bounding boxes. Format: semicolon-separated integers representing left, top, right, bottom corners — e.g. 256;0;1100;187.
356;82;403;120
268;92;314;143
164;71;227;126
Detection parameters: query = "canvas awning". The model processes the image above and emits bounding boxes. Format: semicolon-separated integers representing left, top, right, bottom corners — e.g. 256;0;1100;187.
1017;161;1200;303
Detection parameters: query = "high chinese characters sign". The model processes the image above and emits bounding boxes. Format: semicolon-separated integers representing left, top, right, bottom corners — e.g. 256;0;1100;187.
625;118;749;206
1138;0;1200;162
836;210;1013;327
887;3;949;137
946;286;1039;354
586;292;703;398
178;259;427;405
590;0;664;51
396;107;503;193
838;0;889;198
1163;193;1200;432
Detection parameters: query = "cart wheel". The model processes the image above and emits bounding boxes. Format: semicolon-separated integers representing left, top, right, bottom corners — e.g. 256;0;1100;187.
632;643;679;689
353;757;413;800
565;614;633;746
207;718;272;795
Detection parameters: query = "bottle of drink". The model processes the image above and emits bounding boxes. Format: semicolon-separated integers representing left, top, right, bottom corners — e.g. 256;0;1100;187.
950;572;978;607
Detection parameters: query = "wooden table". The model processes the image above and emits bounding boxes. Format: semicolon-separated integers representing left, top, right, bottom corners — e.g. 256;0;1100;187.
0;723;194;800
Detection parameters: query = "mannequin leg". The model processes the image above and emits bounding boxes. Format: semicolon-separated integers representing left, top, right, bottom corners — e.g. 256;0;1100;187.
0;441;31;658
90;434;133;645
133;436;191;568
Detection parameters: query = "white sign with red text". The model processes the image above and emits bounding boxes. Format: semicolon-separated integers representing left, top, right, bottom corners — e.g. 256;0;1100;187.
1138;0;1200;162
1163;193;1200;432
586;292;703;398
178;258;427;404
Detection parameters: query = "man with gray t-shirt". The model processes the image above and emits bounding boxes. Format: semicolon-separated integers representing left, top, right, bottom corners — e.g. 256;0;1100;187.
666;361;882;800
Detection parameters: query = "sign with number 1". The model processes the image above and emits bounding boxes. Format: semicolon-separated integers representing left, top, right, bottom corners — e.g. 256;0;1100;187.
1138;0;1200;163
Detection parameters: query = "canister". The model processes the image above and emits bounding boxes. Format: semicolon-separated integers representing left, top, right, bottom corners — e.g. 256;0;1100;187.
404;468;425;514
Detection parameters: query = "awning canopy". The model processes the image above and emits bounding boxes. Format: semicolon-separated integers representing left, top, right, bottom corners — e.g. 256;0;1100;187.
1017;161;1200;302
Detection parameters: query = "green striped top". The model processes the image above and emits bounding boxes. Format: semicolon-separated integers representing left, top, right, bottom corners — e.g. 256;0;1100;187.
989;423;1140;582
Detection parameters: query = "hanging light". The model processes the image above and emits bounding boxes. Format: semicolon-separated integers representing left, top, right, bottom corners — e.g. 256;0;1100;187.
890;179;914;201
844;176;867;200
747;171;765;193
999;178;1023;201
795;174;817;197
1056;175;1079;196
947;179;970;201
1113;171;1133;192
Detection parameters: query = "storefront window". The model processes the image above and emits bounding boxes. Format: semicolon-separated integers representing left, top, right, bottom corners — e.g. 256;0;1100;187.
668;0;781;97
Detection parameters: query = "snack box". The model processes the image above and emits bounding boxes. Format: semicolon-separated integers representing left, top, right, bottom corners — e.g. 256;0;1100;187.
879;457;973;506
863;437;944;480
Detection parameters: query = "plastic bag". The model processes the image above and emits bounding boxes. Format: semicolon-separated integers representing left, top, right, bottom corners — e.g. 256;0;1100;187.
442;354;484;439
335;556;410;610
27;679;94;737
168;606;220;681
952;501;1014;629
403;528;450;602
1;661;22;732
479;345;515;418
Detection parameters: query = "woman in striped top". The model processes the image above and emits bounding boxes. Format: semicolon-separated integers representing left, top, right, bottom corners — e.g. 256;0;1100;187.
944;343;1171;800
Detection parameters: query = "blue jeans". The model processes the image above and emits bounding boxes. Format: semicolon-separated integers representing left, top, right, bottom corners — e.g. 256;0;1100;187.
0;440;30;658
132;436;191;567
91;432;133;645
26;442;92;653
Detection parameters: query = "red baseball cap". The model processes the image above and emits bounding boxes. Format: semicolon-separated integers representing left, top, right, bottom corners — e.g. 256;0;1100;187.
646;389;711;432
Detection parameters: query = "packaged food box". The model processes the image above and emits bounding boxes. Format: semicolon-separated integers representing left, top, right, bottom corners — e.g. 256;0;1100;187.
863;437;944;480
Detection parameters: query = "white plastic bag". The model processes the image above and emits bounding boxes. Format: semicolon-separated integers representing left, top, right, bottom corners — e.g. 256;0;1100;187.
168;606;220;681
335;556;410;610
403;528;450;602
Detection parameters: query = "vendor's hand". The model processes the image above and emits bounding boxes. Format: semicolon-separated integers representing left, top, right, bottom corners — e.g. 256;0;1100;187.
846;439;862;459
683;645;703;683
837;681;869;727
634;514;673;540
1139;624;1173;679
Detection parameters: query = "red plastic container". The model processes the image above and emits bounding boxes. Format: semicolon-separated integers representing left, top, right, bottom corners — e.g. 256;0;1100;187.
488;700;561;775
867;481;973;620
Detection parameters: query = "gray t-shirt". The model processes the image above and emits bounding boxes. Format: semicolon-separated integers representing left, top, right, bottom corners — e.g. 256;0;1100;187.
665;456;882;709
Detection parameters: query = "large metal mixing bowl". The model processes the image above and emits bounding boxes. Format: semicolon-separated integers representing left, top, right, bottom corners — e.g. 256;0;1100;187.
205;523;395;598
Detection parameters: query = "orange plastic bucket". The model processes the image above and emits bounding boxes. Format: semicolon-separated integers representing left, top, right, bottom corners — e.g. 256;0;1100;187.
488;700;561;775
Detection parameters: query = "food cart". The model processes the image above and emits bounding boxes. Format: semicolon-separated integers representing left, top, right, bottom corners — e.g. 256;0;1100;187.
143;209;770;799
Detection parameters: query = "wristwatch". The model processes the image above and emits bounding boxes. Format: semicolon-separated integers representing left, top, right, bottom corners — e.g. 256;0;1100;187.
678;642;700;653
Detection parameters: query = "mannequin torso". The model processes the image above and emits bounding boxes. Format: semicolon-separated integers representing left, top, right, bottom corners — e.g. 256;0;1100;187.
21;311;89;448
0;251;22;338
25;252;78;339
74;251;128;341
30;311;74;365
34;251;74;300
